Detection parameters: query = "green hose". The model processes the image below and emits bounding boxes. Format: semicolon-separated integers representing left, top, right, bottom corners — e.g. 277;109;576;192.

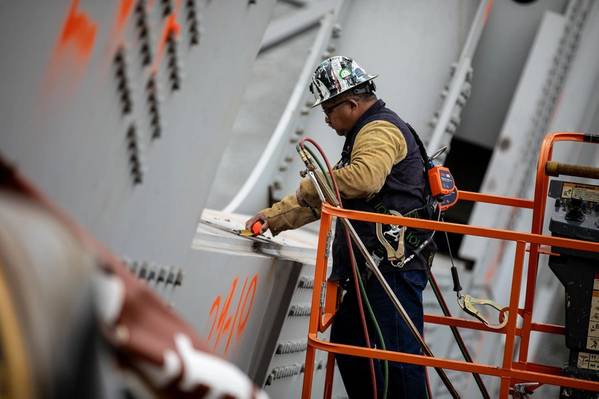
355;265;389;399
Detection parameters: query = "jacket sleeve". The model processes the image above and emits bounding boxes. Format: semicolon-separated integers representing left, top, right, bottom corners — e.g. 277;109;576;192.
260;194;320;236
298;120;407;206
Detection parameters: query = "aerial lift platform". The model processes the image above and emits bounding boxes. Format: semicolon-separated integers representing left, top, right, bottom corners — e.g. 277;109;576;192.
301;132;599;398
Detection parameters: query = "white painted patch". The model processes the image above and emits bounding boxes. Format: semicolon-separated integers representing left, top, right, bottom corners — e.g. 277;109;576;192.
255;389;270;399
93;272;125;325
175;333;268;398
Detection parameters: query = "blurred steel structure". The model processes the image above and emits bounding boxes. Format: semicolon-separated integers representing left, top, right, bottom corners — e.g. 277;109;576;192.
2;0;599;398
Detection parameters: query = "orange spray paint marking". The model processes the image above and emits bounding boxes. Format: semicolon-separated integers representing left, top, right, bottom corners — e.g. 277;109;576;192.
225;277;248;353
116;0;135;34
43;0;98;96
213;277;238;350
207;274;259;355
106;0;135;56
152;6;182;73
58;0;98;60
237;275;258;338
207;296;221;341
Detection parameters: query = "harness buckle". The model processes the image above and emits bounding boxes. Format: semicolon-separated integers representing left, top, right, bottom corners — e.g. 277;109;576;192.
375;210;406;264
384;225;403;241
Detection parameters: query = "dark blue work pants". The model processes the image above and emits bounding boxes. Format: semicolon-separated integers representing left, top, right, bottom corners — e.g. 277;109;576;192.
330;269;428;398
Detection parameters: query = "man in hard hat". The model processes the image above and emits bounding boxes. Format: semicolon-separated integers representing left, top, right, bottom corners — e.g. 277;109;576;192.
246;55;432;398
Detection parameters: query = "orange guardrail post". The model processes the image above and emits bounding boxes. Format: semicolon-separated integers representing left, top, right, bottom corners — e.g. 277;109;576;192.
302;209;332;399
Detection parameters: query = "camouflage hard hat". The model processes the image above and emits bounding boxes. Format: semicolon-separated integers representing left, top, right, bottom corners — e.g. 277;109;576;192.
309;56;377;107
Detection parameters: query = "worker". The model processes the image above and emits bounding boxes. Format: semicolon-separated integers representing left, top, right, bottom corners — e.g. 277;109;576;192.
246;55;434;398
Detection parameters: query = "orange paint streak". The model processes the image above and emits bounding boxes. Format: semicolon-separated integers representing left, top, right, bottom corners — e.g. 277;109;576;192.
237;275;258;336
207;296;221;340
116;0;135;34
213;277;238;350
224;277;248;354
207;274;259;355
106;0;135;55
152;5;182;73
42;0;98;97
58;0;97;60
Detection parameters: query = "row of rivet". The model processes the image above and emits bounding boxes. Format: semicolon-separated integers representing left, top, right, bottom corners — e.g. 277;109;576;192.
288;304;311;317
126;125;144;184
297;275;314;289
114;48;144;185
264;360;324;386
185;0;200;46
275;340;307;355
146;75;162;139
135;0;153;67
265;364;302;386
166;32;181;91
123;259;183;287
114;48;133;115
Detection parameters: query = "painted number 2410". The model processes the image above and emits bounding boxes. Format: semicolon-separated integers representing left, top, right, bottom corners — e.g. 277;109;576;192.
207;274;258;355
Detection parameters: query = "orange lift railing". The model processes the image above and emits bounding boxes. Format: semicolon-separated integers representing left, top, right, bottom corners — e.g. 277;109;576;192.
301;132;599;398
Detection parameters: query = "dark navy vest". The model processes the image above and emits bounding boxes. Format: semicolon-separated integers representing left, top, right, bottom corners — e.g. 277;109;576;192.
331;100;427;280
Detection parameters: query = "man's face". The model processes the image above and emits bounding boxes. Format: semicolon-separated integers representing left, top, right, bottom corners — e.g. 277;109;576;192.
321;98;356;136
